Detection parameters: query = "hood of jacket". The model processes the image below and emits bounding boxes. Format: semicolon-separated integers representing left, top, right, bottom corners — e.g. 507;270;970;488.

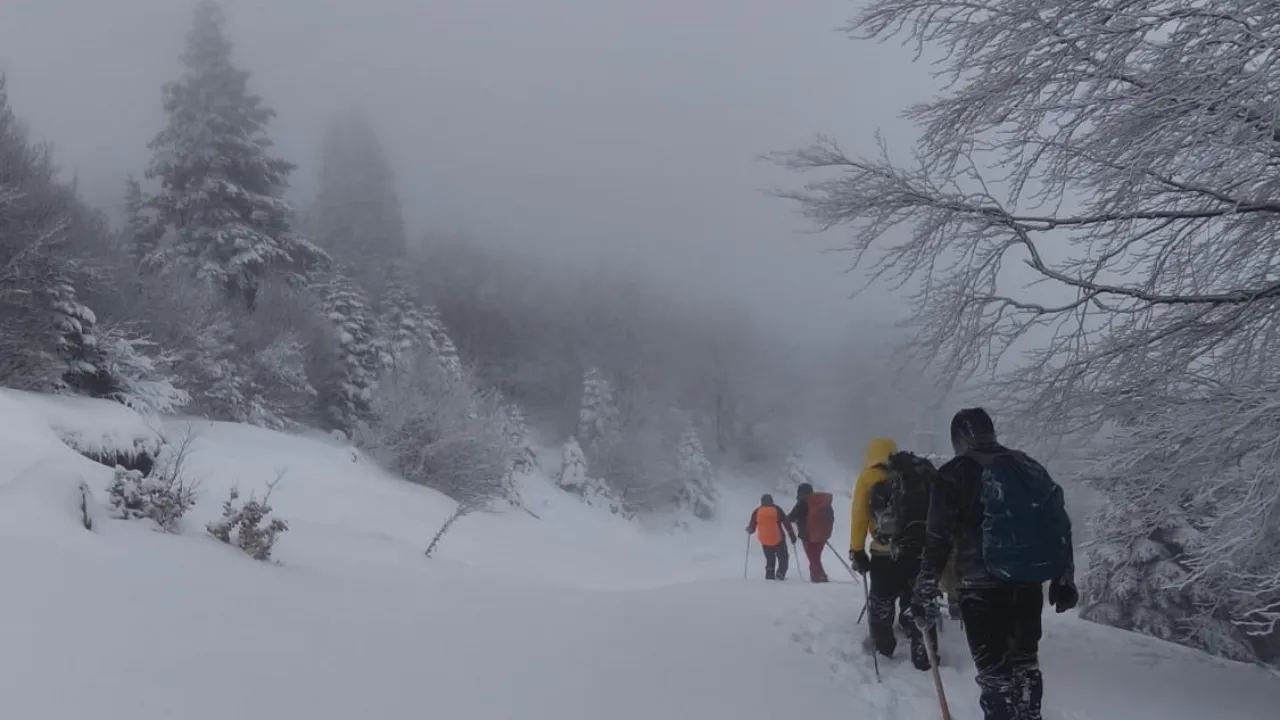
861;437;897;469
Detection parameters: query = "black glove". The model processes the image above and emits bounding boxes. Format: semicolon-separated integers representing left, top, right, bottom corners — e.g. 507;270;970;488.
1048;577;1079;613
909;587;941;631
850;549;871;575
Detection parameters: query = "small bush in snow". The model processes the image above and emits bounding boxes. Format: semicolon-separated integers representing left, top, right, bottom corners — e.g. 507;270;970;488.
106;434;198;532
207;482;289;562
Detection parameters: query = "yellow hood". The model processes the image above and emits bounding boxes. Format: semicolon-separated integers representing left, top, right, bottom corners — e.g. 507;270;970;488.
850;436;898;553
861;437;897;469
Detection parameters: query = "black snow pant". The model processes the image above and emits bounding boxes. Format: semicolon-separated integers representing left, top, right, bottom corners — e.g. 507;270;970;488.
958;584;1044;720
867;551;934;670
762;543;789;580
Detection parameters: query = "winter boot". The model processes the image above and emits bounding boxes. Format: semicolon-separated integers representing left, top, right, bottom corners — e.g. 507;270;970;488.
909;635;932;672
765;570;775;580
776;571;787;581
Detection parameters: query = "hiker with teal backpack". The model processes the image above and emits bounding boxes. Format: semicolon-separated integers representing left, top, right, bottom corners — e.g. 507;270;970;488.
910;408;1078;720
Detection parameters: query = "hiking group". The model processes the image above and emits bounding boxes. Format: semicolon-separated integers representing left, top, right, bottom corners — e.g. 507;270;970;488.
746;483;835;581
746;407;1079;720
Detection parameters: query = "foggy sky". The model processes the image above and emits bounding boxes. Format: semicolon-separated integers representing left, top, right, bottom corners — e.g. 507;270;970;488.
0;0;938;342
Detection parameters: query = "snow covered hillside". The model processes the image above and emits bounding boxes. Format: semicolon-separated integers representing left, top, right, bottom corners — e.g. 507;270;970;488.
1;391;1276;720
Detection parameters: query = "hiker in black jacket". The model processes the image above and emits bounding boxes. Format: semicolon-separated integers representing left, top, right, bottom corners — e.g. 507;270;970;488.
910;408;1078;720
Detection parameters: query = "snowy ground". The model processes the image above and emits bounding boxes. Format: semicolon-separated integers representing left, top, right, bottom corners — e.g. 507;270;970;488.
1;390;1277;719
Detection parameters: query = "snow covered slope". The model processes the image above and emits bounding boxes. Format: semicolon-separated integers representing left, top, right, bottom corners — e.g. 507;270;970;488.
0;391;1276;720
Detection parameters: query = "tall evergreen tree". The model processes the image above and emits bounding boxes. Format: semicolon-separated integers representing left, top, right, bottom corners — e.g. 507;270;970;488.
376;271;430;373
311;107;407;295
316;271;382;435
145;0;324;311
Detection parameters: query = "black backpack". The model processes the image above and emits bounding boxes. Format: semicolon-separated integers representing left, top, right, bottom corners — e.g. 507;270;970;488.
868;451;936;552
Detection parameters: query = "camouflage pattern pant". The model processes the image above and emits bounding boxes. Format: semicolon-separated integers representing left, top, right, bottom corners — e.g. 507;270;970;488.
867;551;934;671
957;584;1045;720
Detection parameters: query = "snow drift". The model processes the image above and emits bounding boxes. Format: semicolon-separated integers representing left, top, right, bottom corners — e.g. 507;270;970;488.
0;390;1276;720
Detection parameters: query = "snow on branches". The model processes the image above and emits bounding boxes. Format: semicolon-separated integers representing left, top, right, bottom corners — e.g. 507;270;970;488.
776;0;1280;663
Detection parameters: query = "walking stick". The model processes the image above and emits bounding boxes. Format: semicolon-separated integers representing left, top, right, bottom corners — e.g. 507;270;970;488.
791;538;807;581
923;629;953;720
743;535;750;579
825;541;858;579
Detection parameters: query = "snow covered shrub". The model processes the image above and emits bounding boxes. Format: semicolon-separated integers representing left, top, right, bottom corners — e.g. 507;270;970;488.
366;351;516;507
107;465;196;533
501;401;539;475
207;484;289;562
674;425;716;520
85;322;188;414
555;437;632;519
106;433;199;532
1082;504;1259;663
1079;390;1280;665
577;367;621;449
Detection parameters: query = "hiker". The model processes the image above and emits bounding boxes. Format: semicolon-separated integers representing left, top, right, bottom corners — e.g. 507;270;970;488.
745;494;796;580
910;408;1078;720
788;482;834;582
847;438;936;671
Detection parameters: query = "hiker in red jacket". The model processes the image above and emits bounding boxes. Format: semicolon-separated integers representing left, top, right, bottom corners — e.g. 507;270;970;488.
788;482;834;582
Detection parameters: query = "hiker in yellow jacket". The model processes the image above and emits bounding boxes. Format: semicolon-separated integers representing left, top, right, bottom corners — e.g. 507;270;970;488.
849;437;897;560
847;437;936;671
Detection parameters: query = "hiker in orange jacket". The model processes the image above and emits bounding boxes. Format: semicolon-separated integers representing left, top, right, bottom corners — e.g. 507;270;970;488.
789;483;835;582
746;494;797;580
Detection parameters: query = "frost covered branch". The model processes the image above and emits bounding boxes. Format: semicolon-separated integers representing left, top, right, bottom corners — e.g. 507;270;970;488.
778;0;1280;662
777;1;1280;427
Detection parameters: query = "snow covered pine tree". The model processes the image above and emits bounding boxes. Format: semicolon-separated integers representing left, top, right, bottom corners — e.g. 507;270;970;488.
144;0;325;311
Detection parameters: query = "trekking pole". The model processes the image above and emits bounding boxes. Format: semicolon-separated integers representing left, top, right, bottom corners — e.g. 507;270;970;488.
791;538;807;581
743;536;750;580
861;574;880;683
923;630;952;720
824;541;858;580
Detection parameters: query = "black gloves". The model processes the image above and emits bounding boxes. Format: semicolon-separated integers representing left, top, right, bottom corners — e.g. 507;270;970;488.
850;549;871;574
910;584;941;631
1048;577;1079;613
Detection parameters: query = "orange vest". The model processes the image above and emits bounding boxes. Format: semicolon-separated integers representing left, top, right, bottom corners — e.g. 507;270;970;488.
755;505;784;546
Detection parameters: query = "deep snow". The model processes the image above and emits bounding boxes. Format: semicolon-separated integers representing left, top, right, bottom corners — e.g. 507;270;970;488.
0;390;1277;719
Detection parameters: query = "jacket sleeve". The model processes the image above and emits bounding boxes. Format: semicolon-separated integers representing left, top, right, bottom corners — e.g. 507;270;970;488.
788;500;807;526
746;508;758;534
849;468;874;552
918;463;963;592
